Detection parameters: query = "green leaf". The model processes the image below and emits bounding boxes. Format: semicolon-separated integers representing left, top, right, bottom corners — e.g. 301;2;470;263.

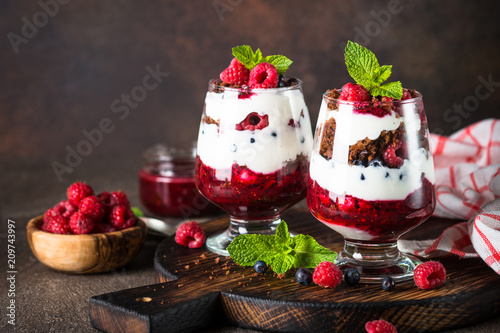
264;55;293;75
227;234;277;266
345;40;379;90
268;252;295;274
370;81;403;99
344;41;403;99
275;220;291;244
131;207;144;217
252;48;263;66
232;45;256;69
293;234;337;268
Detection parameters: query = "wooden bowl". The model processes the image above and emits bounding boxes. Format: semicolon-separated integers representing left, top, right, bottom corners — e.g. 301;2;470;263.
26;216;147;274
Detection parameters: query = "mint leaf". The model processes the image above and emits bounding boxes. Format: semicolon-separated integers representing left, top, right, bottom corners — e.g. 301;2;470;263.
131;207;144;217
232;45;257;69
252;48;263;66
371;81;403;99
344;41;403;98
264;55;293;75
227;220;337;275
293;234;337;268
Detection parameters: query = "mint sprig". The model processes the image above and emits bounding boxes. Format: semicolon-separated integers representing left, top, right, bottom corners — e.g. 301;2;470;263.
227;220;337;274
344;41;403;99
232;45;293;75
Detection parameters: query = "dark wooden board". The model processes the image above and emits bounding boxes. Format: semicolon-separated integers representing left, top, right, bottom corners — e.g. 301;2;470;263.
89;209;500;333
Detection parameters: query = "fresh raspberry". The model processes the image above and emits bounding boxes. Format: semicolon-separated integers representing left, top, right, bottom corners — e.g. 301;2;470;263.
53;200;77;218
92;222;117;234
220;58;250;86
78;196;104;222
175;221;206;248
97;191;113;213
67;182;94;205
69;212;95;234
110;191;131;208
339;82;371;101
235;112;269;131
365;319;398;333
401;88;412;100
43;207;61;224
312;261;342;288
109;205;136;230
45;215;70;234
248;62;279;89
414;261;447;290
383;143;404;168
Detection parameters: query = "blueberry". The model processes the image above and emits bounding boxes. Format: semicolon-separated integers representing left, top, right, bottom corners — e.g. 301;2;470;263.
250;138;255;143
253;260;267;274
381;276;396;291
385;172;390;178
360;173;365;181
344;268;360;286
271;132;277;137
295;268;313;286
399;173;404;180
300;137;305;143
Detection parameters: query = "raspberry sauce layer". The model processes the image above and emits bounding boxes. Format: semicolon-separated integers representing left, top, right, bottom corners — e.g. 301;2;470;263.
195;156;308;220
307;177;435;242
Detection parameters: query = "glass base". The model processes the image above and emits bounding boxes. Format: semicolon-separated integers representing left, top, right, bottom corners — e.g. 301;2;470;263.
206;216;282;256
335;240;422;283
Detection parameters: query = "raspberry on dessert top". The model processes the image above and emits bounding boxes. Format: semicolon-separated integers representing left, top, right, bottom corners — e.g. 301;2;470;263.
219;45;293;89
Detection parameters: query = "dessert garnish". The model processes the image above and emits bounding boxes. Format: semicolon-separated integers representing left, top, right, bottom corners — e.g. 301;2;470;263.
312;261;343;289
175;221;206;249
365;319;398;333
227;220;337;274
219;45;293;88
413;261;447;290
344;40;403;99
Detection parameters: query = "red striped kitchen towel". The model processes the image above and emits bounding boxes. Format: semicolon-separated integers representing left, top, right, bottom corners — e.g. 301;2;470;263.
399;118;500;274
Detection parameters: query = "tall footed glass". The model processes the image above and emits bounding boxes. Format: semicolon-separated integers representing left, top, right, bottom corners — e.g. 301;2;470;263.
307;91;436;283
195;78;313;256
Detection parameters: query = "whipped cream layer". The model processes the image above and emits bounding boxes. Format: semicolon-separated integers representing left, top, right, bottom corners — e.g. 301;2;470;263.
197;88;313;176
310;99;435;201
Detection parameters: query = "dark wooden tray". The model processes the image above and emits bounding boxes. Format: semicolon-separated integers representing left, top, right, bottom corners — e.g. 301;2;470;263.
89;209;500;332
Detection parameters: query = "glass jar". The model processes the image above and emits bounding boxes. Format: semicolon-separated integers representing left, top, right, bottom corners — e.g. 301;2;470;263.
139;143;219;218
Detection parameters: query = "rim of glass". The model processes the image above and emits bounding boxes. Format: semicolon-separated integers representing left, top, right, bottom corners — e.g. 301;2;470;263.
322;90;423;105
143;143;196;162
208;77;303;93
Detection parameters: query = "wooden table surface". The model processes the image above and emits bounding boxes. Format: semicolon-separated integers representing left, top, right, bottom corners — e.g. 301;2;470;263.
1;156;500;332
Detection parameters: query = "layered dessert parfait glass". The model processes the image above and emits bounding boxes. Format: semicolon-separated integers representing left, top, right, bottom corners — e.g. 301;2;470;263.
195;46;313;255
308;88;435;282
307;42;436;283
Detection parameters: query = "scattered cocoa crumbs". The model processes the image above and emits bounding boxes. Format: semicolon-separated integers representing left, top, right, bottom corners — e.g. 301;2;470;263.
226;270;230;276
215;257;220;264
200;253;207;259
177;284;183;288
194;260;200;265
324;89;341;110
209;276;214;280
277;273;286;279
185;265;190;270
252;273;258;277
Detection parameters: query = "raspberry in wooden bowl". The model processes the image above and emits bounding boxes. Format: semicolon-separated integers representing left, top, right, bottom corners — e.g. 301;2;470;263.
26;215;147;274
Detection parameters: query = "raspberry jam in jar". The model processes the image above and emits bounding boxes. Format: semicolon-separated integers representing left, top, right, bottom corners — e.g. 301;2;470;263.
138;144;218;218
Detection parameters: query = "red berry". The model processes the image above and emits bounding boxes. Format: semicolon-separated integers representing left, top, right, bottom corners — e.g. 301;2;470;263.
220;58;250;86
69;212;95;234
78;196;104;222
365;319;398;333
43;207;61;224
97;191;113;213
414;261;447;290
312;261;343;288
383;143;404;168
45;215;70;234
67;182;94;205
53;200;77;218
109;205;136;230
401;89;412;100
235;112;269;131
175;221;206;248
248;62;279;89
92;222;117;234
110;191;130;208
339;83;371;101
